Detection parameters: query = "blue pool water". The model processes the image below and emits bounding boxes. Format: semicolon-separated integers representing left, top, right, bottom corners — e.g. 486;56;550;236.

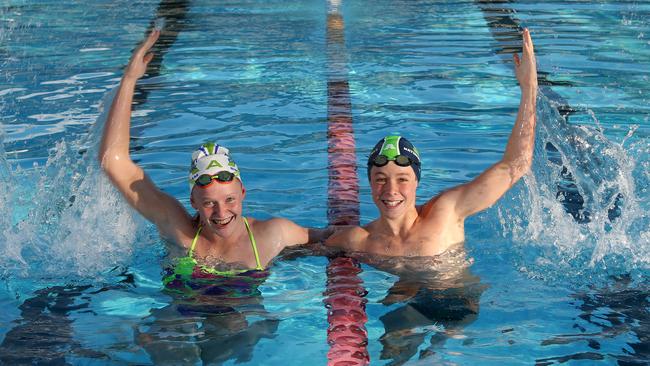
1;0;649;364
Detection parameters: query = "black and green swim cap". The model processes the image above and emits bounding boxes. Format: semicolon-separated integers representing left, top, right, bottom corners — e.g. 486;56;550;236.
367;135;421;180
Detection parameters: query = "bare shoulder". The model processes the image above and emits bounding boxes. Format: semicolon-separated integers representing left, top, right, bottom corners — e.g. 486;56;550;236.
249;216;300;233
247;216;309;247
419;188;461;219
325;225;369;251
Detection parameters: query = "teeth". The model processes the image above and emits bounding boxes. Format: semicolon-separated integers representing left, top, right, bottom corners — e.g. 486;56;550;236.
383;200;402;207
211;216;234;225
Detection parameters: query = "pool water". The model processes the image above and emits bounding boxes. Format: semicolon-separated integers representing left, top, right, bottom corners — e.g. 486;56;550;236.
1;0;649;365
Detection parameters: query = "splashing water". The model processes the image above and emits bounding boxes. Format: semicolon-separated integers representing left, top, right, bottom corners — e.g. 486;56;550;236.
0;90;147;293
493;92;649;286
0;130;14;247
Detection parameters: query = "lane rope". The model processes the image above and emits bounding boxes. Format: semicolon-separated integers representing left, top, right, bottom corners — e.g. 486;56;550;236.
324;2;369;365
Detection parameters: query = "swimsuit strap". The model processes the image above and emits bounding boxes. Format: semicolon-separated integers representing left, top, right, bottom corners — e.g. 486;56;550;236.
188;225;203;258
243;217;263;270
189;219;262;270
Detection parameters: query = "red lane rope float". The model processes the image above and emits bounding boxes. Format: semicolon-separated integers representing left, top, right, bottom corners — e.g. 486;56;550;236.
324;257;369;366
325;4;369;365
326;9;359;227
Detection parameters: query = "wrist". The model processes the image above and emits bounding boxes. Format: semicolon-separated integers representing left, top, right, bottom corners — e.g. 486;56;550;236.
521;86;537;97
121;74;139;85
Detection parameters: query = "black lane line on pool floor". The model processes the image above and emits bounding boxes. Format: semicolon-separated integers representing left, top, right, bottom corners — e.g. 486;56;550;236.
127;0;192;156
0;285;94;364
475;0;622;223
134;0;191;106
0;3;194;363
324;2;370;366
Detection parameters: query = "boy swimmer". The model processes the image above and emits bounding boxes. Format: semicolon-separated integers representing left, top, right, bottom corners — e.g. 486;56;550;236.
326;29;538;256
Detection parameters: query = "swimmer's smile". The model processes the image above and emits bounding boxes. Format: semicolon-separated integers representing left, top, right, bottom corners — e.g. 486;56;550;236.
381;199;404;208
210;215;235;227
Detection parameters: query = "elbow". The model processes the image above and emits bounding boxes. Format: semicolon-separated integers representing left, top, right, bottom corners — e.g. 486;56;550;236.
97;149;128;177
511;159;532;184
97;149;113;172
520;154;533;175
500;157;532;186
97;150;106;167
97;141;110;167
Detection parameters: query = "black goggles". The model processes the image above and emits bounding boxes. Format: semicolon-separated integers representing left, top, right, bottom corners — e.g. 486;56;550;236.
195;171;236;187
370;154;413;168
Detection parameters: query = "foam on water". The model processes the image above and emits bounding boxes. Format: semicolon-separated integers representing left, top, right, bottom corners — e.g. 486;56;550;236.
0;130;14;244
490;92;649;286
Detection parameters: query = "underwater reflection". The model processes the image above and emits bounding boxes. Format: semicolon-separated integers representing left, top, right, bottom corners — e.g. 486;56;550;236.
352;247;486;365
0;284;117;364
537;276;649;365
136;271;279;365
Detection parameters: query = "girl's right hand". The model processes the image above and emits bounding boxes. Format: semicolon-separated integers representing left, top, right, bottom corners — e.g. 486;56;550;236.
124;29;160;80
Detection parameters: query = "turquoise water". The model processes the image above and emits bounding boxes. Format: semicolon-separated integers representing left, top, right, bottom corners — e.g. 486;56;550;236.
1;0;649;364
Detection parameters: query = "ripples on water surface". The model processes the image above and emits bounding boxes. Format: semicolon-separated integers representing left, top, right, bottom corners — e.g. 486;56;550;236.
1;0;649;364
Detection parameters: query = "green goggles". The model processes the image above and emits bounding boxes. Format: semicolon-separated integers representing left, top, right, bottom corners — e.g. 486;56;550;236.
195;171;236;188
370;154;413;168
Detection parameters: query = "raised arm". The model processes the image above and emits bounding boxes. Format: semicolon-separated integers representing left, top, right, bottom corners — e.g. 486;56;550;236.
99;30;191;239
442;28;538;219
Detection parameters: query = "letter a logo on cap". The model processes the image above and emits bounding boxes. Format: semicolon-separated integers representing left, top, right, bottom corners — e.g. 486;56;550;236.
206;160;223;169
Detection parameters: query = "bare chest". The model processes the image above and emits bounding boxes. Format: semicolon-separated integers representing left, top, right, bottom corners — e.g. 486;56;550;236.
363;221;464;257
